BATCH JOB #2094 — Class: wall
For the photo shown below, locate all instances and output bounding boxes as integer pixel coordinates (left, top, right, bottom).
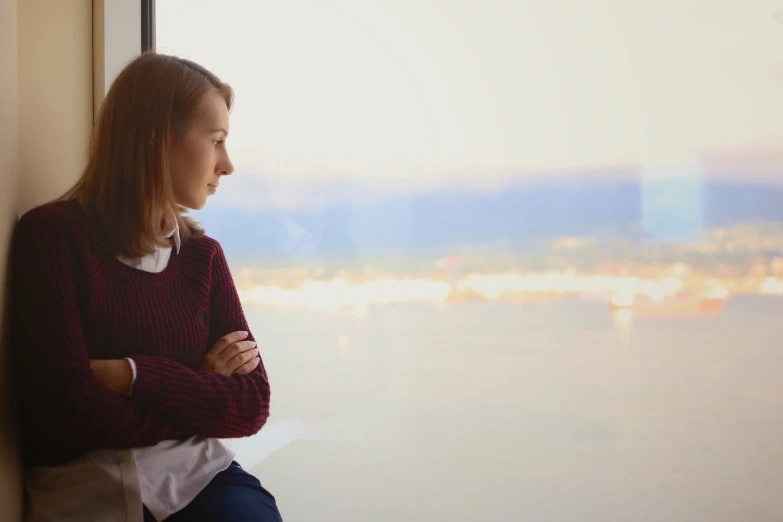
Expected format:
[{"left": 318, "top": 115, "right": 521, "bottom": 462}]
[
  {"left": 1, "top": 0, "right": 93, "bottom": 520},
  {"left": 0, "top": 0, "right": 22, "bottom": 518},
  {"left": 17, "top": 0, "right": 93, "bottom": 214}
]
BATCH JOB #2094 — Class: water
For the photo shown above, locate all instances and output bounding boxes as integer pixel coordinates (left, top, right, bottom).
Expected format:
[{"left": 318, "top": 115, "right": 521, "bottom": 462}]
[{"left": 234, "top": 296, "right": 783, "bottom": 521}]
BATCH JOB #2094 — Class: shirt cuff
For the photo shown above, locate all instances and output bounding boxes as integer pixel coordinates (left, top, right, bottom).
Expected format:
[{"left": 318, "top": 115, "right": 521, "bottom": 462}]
[{"left": 124, "top": 357, "right": 138, "bottom": 396}]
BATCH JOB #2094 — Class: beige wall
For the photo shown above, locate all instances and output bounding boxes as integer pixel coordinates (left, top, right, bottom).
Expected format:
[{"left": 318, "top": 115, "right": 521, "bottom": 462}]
[
  {"left": 1, "top": 0, "right": 93, "bottom": 520},
  {"left": 0, "top": 0, "right": 22, "bottom": 518},
  {"left": 17, "top": 0, "right": 93, "bottom": 214}
]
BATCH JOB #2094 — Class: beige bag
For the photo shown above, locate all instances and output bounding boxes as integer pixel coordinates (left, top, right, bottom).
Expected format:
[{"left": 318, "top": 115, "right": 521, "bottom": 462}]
[{"left": 24, "top": 450, "right": 143, "bottom": 522}]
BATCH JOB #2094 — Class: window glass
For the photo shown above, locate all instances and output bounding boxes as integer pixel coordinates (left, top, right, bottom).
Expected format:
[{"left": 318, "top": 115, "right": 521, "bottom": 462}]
[{"left": 157, "top": 2, "right": 783, "bottom": 520}]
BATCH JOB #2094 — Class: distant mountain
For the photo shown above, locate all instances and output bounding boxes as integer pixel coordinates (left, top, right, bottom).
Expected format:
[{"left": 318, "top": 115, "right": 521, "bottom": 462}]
[{"left": 193, "top": 181, "right": 783, "bottom": 262}]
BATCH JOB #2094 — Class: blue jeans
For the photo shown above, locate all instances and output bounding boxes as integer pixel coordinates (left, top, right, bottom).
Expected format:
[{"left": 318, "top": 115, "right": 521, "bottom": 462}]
[{"left": 143, "top": 462, "right": 283, "bottom": 522}]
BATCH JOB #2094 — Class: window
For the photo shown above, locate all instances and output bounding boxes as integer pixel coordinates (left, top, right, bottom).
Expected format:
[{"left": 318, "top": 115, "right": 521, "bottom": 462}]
[{"left": 156, "top": 2, "right": 783, "bottom": 520}]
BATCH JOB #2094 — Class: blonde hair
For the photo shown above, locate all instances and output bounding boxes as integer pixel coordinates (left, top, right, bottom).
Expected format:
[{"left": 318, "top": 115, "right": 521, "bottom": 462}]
[{"left": 62, "top": 52, "right": 233, "bottom": 258}]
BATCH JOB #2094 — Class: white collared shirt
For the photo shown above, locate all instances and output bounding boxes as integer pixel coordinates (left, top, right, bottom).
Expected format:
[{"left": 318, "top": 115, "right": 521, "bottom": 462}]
[{"left": 24, "top": 211, "right": 235, "bottom": 522}]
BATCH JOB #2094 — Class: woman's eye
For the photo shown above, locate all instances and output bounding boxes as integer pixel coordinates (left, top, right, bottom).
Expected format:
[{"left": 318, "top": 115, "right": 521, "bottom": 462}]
[{"left": 213, "top": 139, "right": 224, "bottom": 146}]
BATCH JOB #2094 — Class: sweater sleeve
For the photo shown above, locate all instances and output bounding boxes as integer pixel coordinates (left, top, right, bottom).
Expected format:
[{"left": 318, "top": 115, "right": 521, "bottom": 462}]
[
  {"left": 130, "top": 241, "right": 271, "bottom": 439},
  {"left": 11, "top": 210, "right": 188, "bottom": 463}
]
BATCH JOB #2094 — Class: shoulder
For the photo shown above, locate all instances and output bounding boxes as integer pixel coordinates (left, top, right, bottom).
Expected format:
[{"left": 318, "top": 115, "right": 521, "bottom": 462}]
[
  {"left": 12, "top": 200, "right": 94, "bottom": 273},
  {"left": 16, "top": 200, "right": 85, "bottom": 241},
  {"left": 178, "top": 234, "right": 235, "bottom": 293},
  {"left": 184, "top": 233, "right": 225, "bottom": 259},
  {"left": 180, "top": 234, "right": 231, "bottom": 275}
]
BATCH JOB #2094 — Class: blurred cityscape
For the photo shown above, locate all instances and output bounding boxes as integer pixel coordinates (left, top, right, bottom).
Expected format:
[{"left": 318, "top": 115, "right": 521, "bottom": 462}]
[{"left": 231, "top": 221, "right": 783, "bottom": 316}]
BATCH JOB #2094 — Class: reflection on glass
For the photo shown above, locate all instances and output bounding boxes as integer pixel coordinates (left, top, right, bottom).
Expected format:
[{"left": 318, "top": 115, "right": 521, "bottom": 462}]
[{"left": 158, "top": 1, "right": 783, "bottom": 520}]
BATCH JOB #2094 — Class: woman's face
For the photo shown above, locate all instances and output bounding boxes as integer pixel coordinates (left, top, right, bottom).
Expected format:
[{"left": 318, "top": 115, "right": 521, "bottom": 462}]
[{"left": 168, "top": 90, "right": 234, "bottom": 210}]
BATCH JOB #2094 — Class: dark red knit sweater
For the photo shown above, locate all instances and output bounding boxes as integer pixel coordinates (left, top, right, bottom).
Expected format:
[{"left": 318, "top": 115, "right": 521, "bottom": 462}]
[{"left": 11, "top": 200, "right": 271, "bottom": 467}]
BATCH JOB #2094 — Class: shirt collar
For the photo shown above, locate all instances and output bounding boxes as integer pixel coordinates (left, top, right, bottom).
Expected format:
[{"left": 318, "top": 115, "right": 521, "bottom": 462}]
[{"left": 162, "top": 208, "right": 181, "bottom": 254}]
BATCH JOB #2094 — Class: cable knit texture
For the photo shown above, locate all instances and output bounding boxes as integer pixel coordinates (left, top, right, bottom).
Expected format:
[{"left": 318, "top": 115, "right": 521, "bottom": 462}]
[{"left": 11, "top": 200, "right": 270, "bottom": 467}]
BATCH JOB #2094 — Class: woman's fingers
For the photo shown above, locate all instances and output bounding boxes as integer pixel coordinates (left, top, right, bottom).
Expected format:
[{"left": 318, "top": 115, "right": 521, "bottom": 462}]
[
  {"left": 227, "top": 347, "right": 259, "bottom": 372},
  {"left": 224, "top": 340, "right": 257, "bottom": 361},
  {"left": 199, "top": 332, "right": 259, "bottom": 376},
  {"left": 233, "top": 354, "right": 261, "bottom": 375},
  {"left": 210, "top": 331, "right": 249, "bottom": 356}
]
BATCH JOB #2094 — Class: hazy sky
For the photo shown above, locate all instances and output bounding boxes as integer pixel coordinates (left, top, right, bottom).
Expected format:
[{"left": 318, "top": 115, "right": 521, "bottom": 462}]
[{"left": 156, "top": 0, "right": 783, "bottom": 201}]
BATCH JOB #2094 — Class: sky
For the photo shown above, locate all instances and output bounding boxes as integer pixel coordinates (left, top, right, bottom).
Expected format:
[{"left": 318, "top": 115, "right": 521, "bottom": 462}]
[{"left": 156, "top": 0, "right": 783, "bottom": 208}]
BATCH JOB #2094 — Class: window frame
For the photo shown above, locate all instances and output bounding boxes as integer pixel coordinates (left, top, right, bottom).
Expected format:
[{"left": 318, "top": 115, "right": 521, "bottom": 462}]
[
  {"left": 92, "top": 0, "right": 151, "bottom": 117},
  {"left": 141, "top": 0, "right": 155, "bottom": 52}
]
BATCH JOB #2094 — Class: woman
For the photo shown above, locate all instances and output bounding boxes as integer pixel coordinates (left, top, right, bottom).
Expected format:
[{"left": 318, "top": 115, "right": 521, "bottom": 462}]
[{"left": 11, "top": 52, "right": 282, "bottom": 521}]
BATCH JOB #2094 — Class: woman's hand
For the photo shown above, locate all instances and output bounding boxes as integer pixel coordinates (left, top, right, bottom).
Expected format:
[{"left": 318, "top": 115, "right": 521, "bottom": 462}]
[
  {"left": 198, "top": 331, "right": 259, "bottom": 376},
  {"left": 90, "top": 359, "right": 134, "bottom": 395}
]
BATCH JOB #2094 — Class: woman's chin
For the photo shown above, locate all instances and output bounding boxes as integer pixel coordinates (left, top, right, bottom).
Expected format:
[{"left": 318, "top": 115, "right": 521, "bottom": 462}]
[{"left": 178, "top": 198, "right": 207, "bottom": 211}]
